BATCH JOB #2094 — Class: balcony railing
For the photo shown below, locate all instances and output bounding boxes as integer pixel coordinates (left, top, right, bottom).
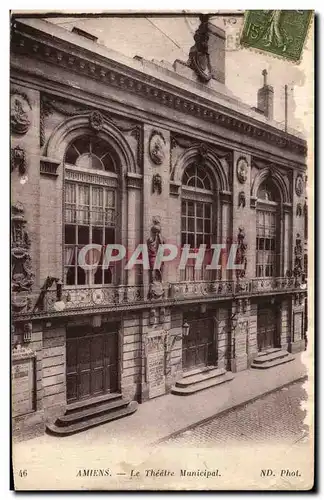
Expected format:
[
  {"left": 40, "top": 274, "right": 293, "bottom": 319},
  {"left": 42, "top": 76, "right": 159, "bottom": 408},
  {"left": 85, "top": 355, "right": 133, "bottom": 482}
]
[
  {"left": 251, "top": 277, "right": 297, "bottom": 293},
  {"left": 12, "top": 276, "right": 306, "bottom": 318}
]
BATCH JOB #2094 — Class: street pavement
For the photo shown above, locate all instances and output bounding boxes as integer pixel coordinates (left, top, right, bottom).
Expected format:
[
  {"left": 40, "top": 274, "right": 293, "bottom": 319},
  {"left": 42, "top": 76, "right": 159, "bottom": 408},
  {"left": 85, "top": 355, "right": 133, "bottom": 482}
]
[{"left": 163, "top": 380, "right": 309, "bottom": 447}]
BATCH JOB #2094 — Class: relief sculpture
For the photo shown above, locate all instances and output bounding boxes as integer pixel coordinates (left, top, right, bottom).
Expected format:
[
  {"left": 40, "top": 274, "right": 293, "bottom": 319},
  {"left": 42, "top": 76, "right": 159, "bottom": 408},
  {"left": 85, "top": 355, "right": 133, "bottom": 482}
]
[{"left": 147, "top": 216, "right": 165, "bottom": 299}]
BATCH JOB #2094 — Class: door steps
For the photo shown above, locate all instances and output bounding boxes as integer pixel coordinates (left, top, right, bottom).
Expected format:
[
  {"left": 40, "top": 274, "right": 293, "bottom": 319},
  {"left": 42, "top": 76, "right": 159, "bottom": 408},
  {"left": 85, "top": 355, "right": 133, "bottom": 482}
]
[
  {"left": 171, "top": 366, "right": 234, "bottom": 396},
  {"left": 46, "top": 393, "right": 137, "bottom": 436},
  {"left": 251, "top": 349, "right": 295, "bottom": 370}
]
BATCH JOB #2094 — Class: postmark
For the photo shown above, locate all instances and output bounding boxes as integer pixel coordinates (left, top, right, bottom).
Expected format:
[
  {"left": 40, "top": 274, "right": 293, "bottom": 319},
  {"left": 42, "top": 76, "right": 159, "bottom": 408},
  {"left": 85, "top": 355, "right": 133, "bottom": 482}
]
[{"left": 240, "top": 10, "right": 313, "bottom": 62}]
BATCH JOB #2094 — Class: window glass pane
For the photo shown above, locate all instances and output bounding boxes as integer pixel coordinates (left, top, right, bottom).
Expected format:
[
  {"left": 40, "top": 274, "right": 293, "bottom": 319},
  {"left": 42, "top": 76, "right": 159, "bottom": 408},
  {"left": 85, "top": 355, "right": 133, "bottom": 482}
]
[
  {"left": 204, "top": 204, "right": 211, "bottom": 218},
  {"left": 187, "top": 233, "right": 194, "bottom": 248},
  {"left": 204, "top": 220, "right": 211, "bottom": 233},
  {"left": 66, "top": 267, "right": 75, "bottom": 286},
  {"left": 77, "top": 266, "right": 86, "bottom": 285},
  {"left": 65, "top": 225, "right": 76, "bottom": 244},
  {"left": 78, "top": 226, "right": 90, "bottom": 245},
  {"left": 197, "top": 218, "right": 203, "bottom": 232},
  {"left": 93, "top": 227, "right": 103, "bottom": 245},
  {"left": 187, "top": 201, "right": 194, "bottom": 216},
  {"left": 196, "top": 203, "right": 203, "bottom": 217},
  {"left": 94, "top": 266, "right": 103, "bottom": 284},
  {"left": 196, "top": 234, "right": 203, "bottom": 248},
  {"left": 104, "top": 268, "right": 113, "bottom": 284},
  {"left": 104, "top": 228, "right": 115, "bottom": 245},
  {"left": 188, "top": 218, "right": 195, "bottom": 232},
  {"left": 181, "top": 217, "right": 186, "bottom": 231}
]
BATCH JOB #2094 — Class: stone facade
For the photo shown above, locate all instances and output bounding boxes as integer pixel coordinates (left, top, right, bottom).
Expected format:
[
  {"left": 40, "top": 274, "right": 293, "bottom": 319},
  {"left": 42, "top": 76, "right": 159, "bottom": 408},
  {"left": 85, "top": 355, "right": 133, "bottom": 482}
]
[{"left": 11, "top": 18, "right": 308, "bottom": 440}]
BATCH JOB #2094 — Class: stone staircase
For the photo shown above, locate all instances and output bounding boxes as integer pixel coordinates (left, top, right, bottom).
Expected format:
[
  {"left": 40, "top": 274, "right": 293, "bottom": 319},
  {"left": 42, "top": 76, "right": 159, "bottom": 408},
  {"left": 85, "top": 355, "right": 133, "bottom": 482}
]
[
  {"left": 251, "top": 348, "right": 295, "bottom": 370},
  {"left": 171, "top": 366, "right": 234, "bottom": 396},
  {"left": 46, "top": 393, "right": 138, "bottom": 436}
]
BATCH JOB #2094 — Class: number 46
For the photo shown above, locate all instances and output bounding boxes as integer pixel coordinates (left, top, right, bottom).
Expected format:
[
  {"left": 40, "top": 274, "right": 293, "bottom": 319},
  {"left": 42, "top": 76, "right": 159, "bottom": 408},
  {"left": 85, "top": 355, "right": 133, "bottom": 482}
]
[{"left": 18, "top": 470, "right": 27, "bottom": 477}]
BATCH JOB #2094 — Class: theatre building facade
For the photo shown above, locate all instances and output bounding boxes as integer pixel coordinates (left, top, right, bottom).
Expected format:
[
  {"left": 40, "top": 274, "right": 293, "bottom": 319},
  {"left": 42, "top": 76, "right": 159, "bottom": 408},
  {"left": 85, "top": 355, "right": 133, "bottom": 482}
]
[{"left": 11, "top": 18, "right": 308, "bottom": 439}]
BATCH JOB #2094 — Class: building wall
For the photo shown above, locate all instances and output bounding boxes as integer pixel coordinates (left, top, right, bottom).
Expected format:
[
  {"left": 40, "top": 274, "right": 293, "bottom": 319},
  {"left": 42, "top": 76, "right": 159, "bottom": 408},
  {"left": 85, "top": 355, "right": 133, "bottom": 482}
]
[{"left": 11, "top": 23, "right": 308, "bottom": 440}]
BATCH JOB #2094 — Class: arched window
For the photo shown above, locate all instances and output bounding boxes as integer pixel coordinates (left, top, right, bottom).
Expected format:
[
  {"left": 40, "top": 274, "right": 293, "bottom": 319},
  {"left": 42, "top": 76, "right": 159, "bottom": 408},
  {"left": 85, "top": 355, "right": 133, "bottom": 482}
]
[
  {"left": 256, "top": 179, "right": 280, "bottom": 278},
  {"left": 64, "top": 134, "right": 119, "bottom": 286},
  {"left": 181, "top": 163, "right": 214, "bottom": 281}
]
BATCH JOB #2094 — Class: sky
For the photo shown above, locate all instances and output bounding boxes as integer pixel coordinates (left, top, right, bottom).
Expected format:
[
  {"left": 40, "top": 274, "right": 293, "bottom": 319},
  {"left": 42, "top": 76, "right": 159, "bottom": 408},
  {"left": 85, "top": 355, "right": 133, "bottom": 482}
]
[{"left": 47, "top": 14, "right": 313, "bottom": 137}]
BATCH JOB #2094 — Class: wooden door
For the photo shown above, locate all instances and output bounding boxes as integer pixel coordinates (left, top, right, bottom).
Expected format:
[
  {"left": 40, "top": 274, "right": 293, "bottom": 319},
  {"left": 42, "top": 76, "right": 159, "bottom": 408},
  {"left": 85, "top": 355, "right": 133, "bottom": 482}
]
[
  {"left": 66, "top": 324, "right": 118, "bottom": 404},
  {"left": 182, "top": 316, "right": 214, "bottom": 371},
  {"left": 257, "top": 307, "right": 276, "bottom": 351}
]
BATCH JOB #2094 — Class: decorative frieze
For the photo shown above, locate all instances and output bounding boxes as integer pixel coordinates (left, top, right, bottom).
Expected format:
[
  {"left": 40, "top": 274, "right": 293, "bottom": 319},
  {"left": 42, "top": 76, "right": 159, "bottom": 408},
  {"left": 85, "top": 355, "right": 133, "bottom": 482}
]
[
  {"left": 65, "top": 167, "right": 118, "bottom": 187},
  {"left": 12, "top": 24, "right": 307, "bottom": 157}
]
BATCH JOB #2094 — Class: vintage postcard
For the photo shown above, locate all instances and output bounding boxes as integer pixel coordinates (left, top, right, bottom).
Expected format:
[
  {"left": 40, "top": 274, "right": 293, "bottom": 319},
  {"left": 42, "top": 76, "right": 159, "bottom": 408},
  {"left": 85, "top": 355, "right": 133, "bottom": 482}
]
[{"left": 10, "top": 10, "right": 314, "bottom": 491}]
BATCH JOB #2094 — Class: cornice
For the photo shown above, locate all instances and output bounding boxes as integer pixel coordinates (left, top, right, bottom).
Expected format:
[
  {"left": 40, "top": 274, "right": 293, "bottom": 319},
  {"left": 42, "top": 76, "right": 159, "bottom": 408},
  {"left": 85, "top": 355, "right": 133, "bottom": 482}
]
[{"left": 11, "top": 21, "right": 307, "bottom": 158}]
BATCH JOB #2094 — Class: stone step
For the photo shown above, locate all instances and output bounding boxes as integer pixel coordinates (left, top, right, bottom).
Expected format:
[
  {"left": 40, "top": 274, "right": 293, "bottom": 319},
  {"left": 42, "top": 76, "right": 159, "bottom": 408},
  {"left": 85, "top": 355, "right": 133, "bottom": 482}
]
[
  {"left": 253, "top": 350, "right": 291, "bottom": 365},
  {"left": 171, "top": 372, "right": 234, "bottom": 396},
  {"left": 182, "top": 365, "right": 217, "bottom": 378},
  {"left": 251, "top": 353, "right": 295, "bottom": 370},
  {"left": 66, "top": 392, "right": 122, "bottom": 414},
  {"left": 257, "top": 348, "right": 282, "bottom": 357},
  {"left": 56, "top": 398, "right": 131, "bottom": 427},
  {"left": 46, "top": 401, "right": 138, "bottom": 436},
  {"left": 176, "top": 367, "right": 227, "bottom": 388}
]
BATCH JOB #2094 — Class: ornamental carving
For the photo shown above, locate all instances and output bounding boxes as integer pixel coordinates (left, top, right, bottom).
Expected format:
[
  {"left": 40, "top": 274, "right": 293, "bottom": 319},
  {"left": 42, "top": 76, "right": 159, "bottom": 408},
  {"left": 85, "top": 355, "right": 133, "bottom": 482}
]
[
  {"left": 293, "top": 233, "right": 303, "bottom": 279},
  {"left": 295, "top": 175, "right": 304, "bottom": 197},
  {"left": 89, "top": 110, "right": 104, "bottom": 132},
  {"left": 11, "top": 203, "right": 34, "bottom": 311},
  {"left": 236, "top": 157, "right": 249, "bottom": 184},
  {"left": 147, "top": 216, "right": 165, "bottom": 299},
  {"left": 238, "top": 191, "right": 246, "bottom": 208},
  {"left": 152, "top": 173, "right": 162, "bottom": 195},
  {"left": 236, "top": 227, "right": 247, "bottom": 279},
  {"left": 149, "top": 131, "right": 166, "bottom": 165},
  {"left": 11, "top": 91, "right": 32, "bottom": 135},
  {"left": 296, "top": 203, "right": 303, "bottom": 217},
  {"left": 188, "top": 15, "right": 212, "bottom": 83},
  {"left": 11, "top": 146, "right": 27, "bottom": 176}
]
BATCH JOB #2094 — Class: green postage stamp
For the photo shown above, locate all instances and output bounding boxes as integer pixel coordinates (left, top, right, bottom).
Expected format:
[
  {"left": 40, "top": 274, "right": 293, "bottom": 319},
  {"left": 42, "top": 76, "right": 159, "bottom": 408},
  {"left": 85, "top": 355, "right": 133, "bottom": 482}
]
[{"left": 240, "top": 10, "right": 313, "bottom": 62}]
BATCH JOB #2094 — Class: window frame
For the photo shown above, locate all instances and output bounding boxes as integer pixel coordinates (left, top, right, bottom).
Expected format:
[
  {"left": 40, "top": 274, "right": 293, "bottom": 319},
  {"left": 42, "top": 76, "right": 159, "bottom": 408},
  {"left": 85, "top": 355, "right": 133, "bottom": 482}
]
[
  {"left": 181, "top": 163, "right": 217, "bottom": 282},
  {"left": 63, "top": 138, "right": 120, "bottom": 289}
]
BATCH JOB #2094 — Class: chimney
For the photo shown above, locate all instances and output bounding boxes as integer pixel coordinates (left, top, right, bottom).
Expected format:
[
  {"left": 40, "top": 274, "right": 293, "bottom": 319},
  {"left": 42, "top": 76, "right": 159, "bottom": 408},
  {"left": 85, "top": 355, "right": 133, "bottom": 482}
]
[
  {"left": 207, "top": 22, "right": 226, "bottom": 84},
  {"left": 257, "top": 69, "right": 274, "bottom": 120},
  {"left": 187, "top": 15, "right": 226, "bottom": 85}
]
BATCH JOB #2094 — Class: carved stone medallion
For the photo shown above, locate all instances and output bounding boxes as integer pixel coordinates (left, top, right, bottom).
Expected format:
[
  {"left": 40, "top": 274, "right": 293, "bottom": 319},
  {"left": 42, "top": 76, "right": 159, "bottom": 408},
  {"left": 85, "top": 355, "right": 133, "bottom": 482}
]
[
  {"left": 236, "top": 157, "right": 249, "bottom": 184},
  {"left": 11, "top": 91, "right": 32, "bottom": 135},
  {"left": 89, "top": 111, "right": 104, "bottom": 132},
  {"left": 295, "top": 175, "right": 304, "bottom": 197},
  {"left": 149, "top": 131, "right": 166, "bottom": 165}
]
